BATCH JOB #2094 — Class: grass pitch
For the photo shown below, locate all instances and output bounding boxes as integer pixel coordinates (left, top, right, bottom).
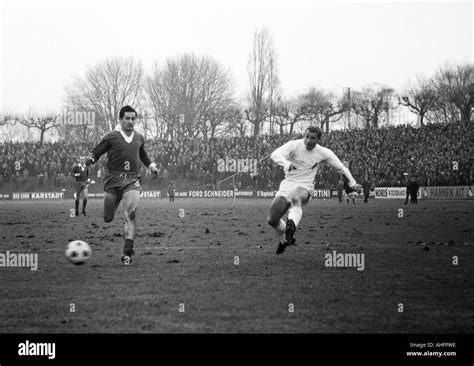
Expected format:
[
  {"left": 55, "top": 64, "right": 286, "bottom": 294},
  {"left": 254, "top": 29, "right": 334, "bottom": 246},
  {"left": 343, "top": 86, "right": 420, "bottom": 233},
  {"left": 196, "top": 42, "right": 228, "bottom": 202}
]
[{"left": 0, "top": 198, "right": 473, "bottom": 333}]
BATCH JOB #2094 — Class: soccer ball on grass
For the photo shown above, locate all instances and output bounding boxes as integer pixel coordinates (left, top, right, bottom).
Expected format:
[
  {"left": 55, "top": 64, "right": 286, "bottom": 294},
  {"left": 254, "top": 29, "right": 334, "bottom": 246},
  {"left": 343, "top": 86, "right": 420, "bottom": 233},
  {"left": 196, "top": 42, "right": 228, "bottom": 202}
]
[{"left": 66, "top": 240, "right": 91, "bottom": 265}]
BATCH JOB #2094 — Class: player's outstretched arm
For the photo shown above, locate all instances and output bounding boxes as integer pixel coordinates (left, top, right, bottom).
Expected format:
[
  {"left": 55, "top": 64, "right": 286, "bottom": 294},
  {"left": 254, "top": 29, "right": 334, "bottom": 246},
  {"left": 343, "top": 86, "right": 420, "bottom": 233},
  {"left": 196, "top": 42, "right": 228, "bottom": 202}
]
[
  {"left": 72, "top": 165, "right": 81, "bottom": 176},
  {"left": 86, "top": 135, "right": 112, "bottom": 166},
  {"left": 139, "top": 142, "right": 159, "bottom": 175},
  {"left": 270, "top": 141, "right": 296, "bottom": 172},
  {"left": 86, "top": 167, "right": 91, "bottom": 185},
  {"left": 325, "top": 149, "right": 360, "bottom": 192}
]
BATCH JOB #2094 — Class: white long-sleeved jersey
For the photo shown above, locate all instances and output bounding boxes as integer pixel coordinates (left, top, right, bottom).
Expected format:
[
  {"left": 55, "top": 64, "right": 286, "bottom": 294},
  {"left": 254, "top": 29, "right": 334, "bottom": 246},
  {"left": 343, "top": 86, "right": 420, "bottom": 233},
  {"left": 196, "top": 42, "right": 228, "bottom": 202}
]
[{"left": 270, "top": 139, "right": 357, "bottom": 189}]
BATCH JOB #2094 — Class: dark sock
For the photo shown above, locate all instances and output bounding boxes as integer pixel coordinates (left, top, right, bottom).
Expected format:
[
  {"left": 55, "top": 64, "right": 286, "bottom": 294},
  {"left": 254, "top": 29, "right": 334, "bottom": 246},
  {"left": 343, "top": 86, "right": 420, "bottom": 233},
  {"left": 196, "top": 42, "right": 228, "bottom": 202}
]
[
  {"left": 124, "top": 239, "right": 134, "bottom": 256},
  {"left": 75, "top": 200, "right": 79, "bottom": 213},
  {"left": 82, "top": 199, "right": 87, "bottom": 211}
]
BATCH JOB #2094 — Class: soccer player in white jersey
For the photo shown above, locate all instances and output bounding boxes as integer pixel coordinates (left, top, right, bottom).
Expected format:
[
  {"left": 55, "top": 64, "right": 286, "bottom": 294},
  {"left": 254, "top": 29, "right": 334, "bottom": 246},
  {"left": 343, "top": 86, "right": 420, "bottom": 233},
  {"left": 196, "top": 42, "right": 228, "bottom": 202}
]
[{"left": 268, "top": 126, "right": 362, "bottom": 254}]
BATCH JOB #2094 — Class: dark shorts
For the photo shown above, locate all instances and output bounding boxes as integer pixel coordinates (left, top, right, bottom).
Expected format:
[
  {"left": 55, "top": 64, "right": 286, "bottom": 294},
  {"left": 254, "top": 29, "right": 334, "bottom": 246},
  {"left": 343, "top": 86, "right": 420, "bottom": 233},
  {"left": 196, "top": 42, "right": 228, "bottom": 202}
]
[
  {"left": 104, "top": 172, "right": 141, "bottom": 201},
  {"left": 75, "top": 181, "right": 88, "bottom": 196}
]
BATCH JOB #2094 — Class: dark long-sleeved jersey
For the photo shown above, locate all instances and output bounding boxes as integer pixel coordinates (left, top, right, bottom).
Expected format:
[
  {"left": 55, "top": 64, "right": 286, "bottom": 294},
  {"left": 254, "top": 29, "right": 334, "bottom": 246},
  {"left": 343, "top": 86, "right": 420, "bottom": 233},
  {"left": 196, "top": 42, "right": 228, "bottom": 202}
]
[
  {"left": 72, "top": 164, "right": 89, "bottom": 182},
  {"left": 362, "top": 181, "right": 372, "bottom": 195},
  {"left": 407, "top": 180, "right": 419, "bottom": 193},
  {"left": 90, "top": 131, "right": 152, "bottom": 174}
]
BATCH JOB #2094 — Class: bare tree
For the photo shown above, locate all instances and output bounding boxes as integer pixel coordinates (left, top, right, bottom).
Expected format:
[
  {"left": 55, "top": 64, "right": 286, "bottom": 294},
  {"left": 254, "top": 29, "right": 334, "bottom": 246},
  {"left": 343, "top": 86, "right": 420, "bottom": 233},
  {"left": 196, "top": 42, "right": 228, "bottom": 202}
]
[
  {"left": 146, "top": 53, "right": 235, "bottom": 141},
  {"left": 267, "top": 49, "right": 280, "bottom": 135},
  {"left": 271, "top": 96, "right": 306, "bottom": 135},
  {"left": 65, "top": 57, "right": 144, "bottom": 138},
  {"left": 196, "top": 58, "right": 235, "bottom": 140},
  {"left": 352, "top": 85, "right": 394, "bottom": 128},
  {"left": 201, "top": 106, "right": 241, "bottom": 139},
  {"left": 146, "top": 59, "right": 181, "bottom": 141},
  {"left": 236, "top": 120, "right": 249, "bottom": 137},
  {"left": 16, "top": 109, "right": 58, "bottom": 144},
  {"left": 133, "top": 94, "right": 154, "bottom": 139},
  {"left": 432, "top": 63, "right": 473, "bottom": 124},
  {"left": 399, "top": 77, "right": 439, "bottom": 126},
  {"left": 271, "top": 97, "right": 292, "bottom": 135},
  {"left": 298, "top": 88, "right": 346, "bottom": 132},
  {"left": 246, "top": 27, "right": 278, "bottom": 136},
  {"left": 0, "top": 113, "right": 20, "bottom": 141},
  {"left": 215, "top": 105, "right": 245, "bottom": 137},
  {"left": 0, "top": 112, "right": 17, "bottom": 127}
]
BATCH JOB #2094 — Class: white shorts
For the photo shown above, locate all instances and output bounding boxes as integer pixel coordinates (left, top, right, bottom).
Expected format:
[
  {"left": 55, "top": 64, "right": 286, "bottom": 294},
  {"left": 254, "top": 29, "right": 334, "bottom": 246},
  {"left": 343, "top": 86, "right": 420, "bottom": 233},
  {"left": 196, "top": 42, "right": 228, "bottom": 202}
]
[{"left": 275, "top": 179, "right": 313, "bottom": 204}]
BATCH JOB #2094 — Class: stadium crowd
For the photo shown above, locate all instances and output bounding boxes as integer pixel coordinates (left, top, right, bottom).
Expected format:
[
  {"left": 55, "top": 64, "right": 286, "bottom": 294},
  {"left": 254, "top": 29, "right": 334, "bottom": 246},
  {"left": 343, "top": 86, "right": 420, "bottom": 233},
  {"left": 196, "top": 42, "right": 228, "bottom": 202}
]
[{"left": 0, "top": 122, "right": 471, "bottom": 191}]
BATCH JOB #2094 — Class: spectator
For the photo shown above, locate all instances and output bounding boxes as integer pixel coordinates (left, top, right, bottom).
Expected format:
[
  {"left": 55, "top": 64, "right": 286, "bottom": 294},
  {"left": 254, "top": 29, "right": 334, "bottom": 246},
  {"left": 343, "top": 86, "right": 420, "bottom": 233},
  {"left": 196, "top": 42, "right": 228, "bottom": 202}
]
[{"left": 0, "top": 121, "right": 471, "bottom": 191}]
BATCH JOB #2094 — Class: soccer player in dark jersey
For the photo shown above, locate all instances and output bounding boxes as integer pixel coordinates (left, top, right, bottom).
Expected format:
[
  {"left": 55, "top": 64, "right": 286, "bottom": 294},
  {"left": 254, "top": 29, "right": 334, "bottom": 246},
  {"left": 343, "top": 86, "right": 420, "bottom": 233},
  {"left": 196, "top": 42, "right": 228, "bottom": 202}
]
[
  {"left": 344, "top": 179, "right": 356, "bottom": 204},
  {"left": 403, "top": 173, "right": 410, "bottom": 204},
  {"left": 72, "top": 156, "right": 89, "bottom": 216},
  {"left": 85, "top": 106, "right": 159, "bottom": 265},
  {"left": 337, "top": 179, "right": 344, "bottom": 203},
  {"left": 409, "top": 177, "right": 419, "bottom": 204},
  {"left": 168, "top": 181, "right": 175, "bottom": 202},
  {"left": 361, "top": 176, "right": 372, "bottom": 204}
]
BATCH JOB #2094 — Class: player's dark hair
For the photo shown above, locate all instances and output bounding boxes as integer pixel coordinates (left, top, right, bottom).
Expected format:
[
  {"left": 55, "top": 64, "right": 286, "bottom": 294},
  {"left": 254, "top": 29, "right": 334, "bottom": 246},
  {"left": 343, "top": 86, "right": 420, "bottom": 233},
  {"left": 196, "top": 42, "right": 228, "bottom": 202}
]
[
  {"left": 306, "top": 126, "right": 322, "bottom": 139},
  {"left": 119, "top": 106, "right": 137, "bottom": 119}
]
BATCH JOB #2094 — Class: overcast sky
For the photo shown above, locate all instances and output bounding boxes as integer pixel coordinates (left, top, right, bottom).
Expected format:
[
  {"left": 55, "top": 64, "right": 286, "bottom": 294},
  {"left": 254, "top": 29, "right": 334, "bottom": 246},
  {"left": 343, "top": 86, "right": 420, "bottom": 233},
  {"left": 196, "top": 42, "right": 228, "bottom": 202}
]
[{"left": 0, "top": 0, "right": 472, "bottom": 114}]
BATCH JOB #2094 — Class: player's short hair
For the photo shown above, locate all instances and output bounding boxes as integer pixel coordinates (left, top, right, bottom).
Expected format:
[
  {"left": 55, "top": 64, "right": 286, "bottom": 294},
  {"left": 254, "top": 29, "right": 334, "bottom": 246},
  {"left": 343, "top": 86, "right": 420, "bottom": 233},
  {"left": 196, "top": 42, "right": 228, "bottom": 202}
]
[
  {"left": 119, "top": 106, "right": 137, "bottom": 119},
  {"left": 305, "top": 126, "right": 322, "bottom": 139}
]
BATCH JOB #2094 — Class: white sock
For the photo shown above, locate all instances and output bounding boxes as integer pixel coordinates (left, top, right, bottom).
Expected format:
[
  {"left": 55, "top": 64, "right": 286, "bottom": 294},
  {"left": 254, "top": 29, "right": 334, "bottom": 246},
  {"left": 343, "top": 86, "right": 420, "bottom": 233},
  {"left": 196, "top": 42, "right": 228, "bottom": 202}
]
[
  {"left": 275, "top": 219, "right": 286, "bottom": 243},
  {"left": 288, "top": 206, "right": 303, "bottom": 227}
]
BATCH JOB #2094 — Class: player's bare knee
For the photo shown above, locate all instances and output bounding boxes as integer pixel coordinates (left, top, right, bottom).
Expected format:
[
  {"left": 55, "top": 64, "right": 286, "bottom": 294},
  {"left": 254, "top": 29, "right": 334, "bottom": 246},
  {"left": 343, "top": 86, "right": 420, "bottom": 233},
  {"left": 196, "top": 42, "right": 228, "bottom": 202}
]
[
  {"left": 290, "top": 196, "right": 301, "bottom": 206},
  {"left": 124, "top": 206, "right": 137, "bottom": 221},
  {"left": 128, "top": 208, "right": 137, "bottom": 221}
]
